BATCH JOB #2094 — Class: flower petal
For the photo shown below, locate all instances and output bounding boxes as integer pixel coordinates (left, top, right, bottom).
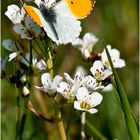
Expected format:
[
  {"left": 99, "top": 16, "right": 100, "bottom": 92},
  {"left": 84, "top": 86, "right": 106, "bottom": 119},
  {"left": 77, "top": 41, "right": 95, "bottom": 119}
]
[
  {"left": 102, "top": 84, "right": 113, "bottom": 92},
  {"left": 75, "top": 66, "right": 87, "bottom": 76},
  {"left": 111, "top": 49, "right": 120, "bottom": 59},
  {"left": 57, "top": 82, "right": 70, "bottom": 94},
  {"left": 8, "top": 52, "right": 19, "bottom": 61},
  {"left": 36, "top": 59, "right": 47, "bottom": 70},
  {"left": 87, "top": 108, "right": 98, "bottom": 114},
  {"left": 74, "top": 101, "right": 83, "bottom": 111},
  {"left": 35, "top": 86, "right": 48, "bottom": 92},
  {"left": 53, "top": 75, "right": 63, "bottom": 86},
  {"left": 113, "top": 59, "right": 126, "bottom": 68},
  {"left": 13, "top": 23, "right": 30, "bottom": 39},
  {"left": 64, "top": 73, "right": 74, "bottom": 85},
  {"left": 83, "top": 75, "right": 100, "bottom": 91},
  {"left": 90, "top": 60, "right": 104, "bottom": 76},
  {"left": 23, "top": 86, "right": 30, "bottom": 96},
  {"left": 2, "top": 39, "right": 17, "bottom": 52},
  {"left": 24, "top": 16, "right": 41, "bottom": 37},
  {"left": 72, "top": 38, "right": 83, "bottom": 48},
  {"left": 83, "top": 32, "right": 98, "bottom": 49},
  {"left": 82, "top": 49, "right": 91, "bottom": 59},
  {"left": 74, "top": 71, "right": 84, "bottom": 83},
  {"left": 88, "top": 92, "right": 103, "bottom": 107},
  {"left": 102, "top": 69, "right": 112, "bottom": 80},
  {"left": 41, "top": 73, "right": 52, "bottom": 86},
  {"left": 34, "top": 0, "right": 41, "bottom": 7},
  {"left": 76, "top": 87, "right": 89, "bottom": 102},
  {"left": 5, "top": 4, "right": 22, "bottom": 24}
]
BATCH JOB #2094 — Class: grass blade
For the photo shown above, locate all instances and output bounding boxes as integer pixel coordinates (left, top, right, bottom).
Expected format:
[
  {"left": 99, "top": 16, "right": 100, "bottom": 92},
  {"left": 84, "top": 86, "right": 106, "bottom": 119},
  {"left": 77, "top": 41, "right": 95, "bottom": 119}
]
[{"left": 104, "top": 44, "right": 139, "bottom": 140}]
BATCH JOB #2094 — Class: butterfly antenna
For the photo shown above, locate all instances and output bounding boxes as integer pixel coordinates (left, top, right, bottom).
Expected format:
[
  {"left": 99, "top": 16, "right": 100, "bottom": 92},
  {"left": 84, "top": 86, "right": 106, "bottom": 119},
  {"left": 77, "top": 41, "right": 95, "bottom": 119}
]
[{"left": 19, "top": 0, "right": 24, "bottom": 7}]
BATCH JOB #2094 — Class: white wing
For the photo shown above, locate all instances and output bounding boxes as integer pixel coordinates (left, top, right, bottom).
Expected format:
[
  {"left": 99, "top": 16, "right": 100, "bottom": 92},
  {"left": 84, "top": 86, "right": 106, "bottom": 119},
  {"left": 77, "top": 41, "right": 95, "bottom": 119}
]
[
  {"left": 31, "top": 2, "right": 82, "bottom": 45},
  {"left": 52, "top": 1, "right": 82, "bottom": 44},
  {"left": 31, "top": 7, "right": 59, "bottom": 43}
]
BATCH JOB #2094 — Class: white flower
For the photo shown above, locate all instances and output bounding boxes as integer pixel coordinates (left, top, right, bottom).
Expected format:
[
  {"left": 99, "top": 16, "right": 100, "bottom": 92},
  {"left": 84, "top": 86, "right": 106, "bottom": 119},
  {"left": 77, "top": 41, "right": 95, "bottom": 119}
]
[
  {"left": 64, "top": 71, "right": 84, "bottom": 86},
  {"left": 23, "top": 86, "right": 30, "bottom": 96},
  {"left": 13, "top": 15, "right": 41, "bottom": 39},
  {"left": 21, "top": 53, "right": 34, "bottom": 66},
  {"left": 5, "top": 4, "right": 40, "bottom": 39},
  {"left": 83, "top": 75, "right": 104, "bottom": 91},
  {"left": 57, "top": 82, "right": 80, "bottom": 99},
  {"left": 20, "top": 75, "right": 27, "bottom": 84},
  {"left": 74, "top": 87, "right": 103, "bottom": 114},
  {"left": 9, "top": 52, "right": 20, "bottom": 61},
  {"left": 35, "top": 73, "right": 63, "bottom": 94},
  {"left": 101, "top": 45, "right": 126, "bottom": 69},
  {"left": 90, "top": 60, "right": 112, "bottom": 81},
  {"left": 5, "top": 4, "right": 23, "bottom": 24},
  {"left": 72, "top": 33, "right": 98, "bottom": 59},
  {"left": 102, "top": 84, "right": 113, "bottom": 92},
  {"left": 2, "top": 39, "right": 17, "bottom": 51},
  {"left": 21, "top": 53, "right": 46, "bottom": 71},
  {"left": 2, "top": 39, "right": 21, "bottom": 61},
  {"left": 34, "top": 59, "right": 47, "bottom": 71},
  {"left": 75, "top": 66, "right": 87, "bottom": 77}
]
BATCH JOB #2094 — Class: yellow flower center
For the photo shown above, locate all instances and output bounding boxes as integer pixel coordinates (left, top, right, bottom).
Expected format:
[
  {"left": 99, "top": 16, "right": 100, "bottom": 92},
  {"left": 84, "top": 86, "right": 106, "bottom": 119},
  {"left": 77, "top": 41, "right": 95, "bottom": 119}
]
[
  {"left": 80, "top": 101, "right": 91, "bottom": 110},
  {"left": 95, "top": 69, "right": 104, "bottom": 78}
]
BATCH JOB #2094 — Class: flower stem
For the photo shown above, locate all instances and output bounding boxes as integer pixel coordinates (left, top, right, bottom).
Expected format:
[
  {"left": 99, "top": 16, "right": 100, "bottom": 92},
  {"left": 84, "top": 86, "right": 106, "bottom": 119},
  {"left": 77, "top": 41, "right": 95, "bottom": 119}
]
[
  {"left": 15, "top": 90, "right": 20, "bottom": 140},
  {"left": 56, "top": 116, "right": 67, "bottom": 140},
  {"left": 53, "top": 99, "right": 67, "bottom": 140},
  {"left": 17, "top": 40, "right": 33, "bottom": 139},
  {"left": 81, "top": 112, "right": 86, "bottom": 140},
  {"left": 45, "top": 40, "right": 66, "bottom": 140}
]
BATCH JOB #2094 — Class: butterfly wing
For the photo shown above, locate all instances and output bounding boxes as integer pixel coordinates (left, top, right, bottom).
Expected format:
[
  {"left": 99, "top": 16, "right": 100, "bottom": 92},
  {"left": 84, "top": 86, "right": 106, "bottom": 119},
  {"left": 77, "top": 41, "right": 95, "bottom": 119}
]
[
  {"left": 65, "top": 0, "right": 94, "bottom": 19},
  {"left": 52, "top": 1, "right": 82, "bottom": 44},
  {"left": 24, "top": 2, "right": 82, "bottom": 45}
]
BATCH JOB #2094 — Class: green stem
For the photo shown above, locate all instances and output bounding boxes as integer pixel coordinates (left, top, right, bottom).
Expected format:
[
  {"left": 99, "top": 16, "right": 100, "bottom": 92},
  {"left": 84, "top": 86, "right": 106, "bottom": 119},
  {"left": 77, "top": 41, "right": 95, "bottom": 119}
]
[
  {"left": 18, "top": 102, "right": 28, "bottom": 140},
  {"left": 52, "top": 99, "right": 67, "bottom": 140},
  {"left": 14, "top": 57, "right": 21, "bottom": 140},
  {"left": 15, "top": 93, "right": 20, "bottom": 140},
  {"left": 33, "top": 39, "right": 46, "bottom": 58},
  {"left": 45, "top": 41, "right": 66, "bottom": 140},
  {"left": 86, "top": 120, "right": 108, "bottom": 140},
  {"left": 81, "top": 112, "right": 86, "bottom": 140},
  {"left": 66, "top": 107, "right": 73, "bottom": 140},
  {"left": 17, "top": 40, "right": 33, "bottom": 139}
]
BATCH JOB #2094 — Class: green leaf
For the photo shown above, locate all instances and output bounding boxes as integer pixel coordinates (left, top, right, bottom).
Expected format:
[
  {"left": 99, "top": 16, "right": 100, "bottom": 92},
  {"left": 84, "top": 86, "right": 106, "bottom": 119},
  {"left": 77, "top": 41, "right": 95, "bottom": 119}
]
[{"left": 104, "top": 44, "right": 139, "bottom": 140}]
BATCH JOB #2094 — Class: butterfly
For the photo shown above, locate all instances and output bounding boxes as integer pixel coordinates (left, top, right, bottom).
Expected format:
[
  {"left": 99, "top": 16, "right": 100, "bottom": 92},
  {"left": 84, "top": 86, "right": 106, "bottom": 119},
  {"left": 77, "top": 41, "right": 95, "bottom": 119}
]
[{"left": 23, "top": 0, "right": 94, "bottom": 44}]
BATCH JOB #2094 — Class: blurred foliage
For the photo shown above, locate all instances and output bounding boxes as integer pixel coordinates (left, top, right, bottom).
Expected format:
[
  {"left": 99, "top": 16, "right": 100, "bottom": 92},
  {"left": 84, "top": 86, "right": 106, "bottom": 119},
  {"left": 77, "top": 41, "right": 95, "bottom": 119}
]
[{"left": 1, "top": 0, "right": 138, "bottom": 140}]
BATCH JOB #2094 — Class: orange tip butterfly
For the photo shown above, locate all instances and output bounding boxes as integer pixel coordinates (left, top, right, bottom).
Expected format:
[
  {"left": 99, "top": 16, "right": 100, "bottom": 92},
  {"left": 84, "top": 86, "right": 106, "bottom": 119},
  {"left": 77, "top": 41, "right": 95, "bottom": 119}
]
[{"left": 23, "top": 0, "right": 95, "bottom": 44}]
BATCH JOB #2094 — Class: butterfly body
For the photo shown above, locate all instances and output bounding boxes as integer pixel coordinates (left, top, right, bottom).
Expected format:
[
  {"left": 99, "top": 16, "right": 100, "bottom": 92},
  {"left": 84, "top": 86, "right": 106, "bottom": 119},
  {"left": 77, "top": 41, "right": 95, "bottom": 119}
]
[{"left": 39, "top": 2, "right": 59, "bottom": 40}]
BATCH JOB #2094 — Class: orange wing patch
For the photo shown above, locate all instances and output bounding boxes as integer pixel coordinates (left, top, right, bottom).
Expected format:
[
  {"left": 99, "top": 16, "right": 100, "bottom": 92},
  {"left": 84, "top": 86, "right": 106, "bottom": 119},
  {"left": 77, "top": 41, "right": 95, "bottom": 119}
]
[
  {"left": 23, "top": 5, "right": 43, "bottom": 27},
  {"left": 65, "top": 0, "right": 94, "bottom": 19}
]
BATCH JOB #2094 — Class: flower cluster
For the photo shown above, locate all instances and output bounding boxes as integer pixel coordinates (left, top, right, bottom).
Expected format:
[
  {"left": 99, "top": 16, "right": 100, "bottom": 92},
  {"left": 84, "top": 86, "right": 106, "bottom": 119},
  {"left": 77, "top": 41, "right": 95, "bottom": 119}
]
[
  {"left": 34, "top": 33, "right": 126, "bottom": 114},
  {"left": 2, "top": 2, "right": 126, "bottom": 116},
  {"left": 5, "top": 4, "right": 41, "bottom": 39}
]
